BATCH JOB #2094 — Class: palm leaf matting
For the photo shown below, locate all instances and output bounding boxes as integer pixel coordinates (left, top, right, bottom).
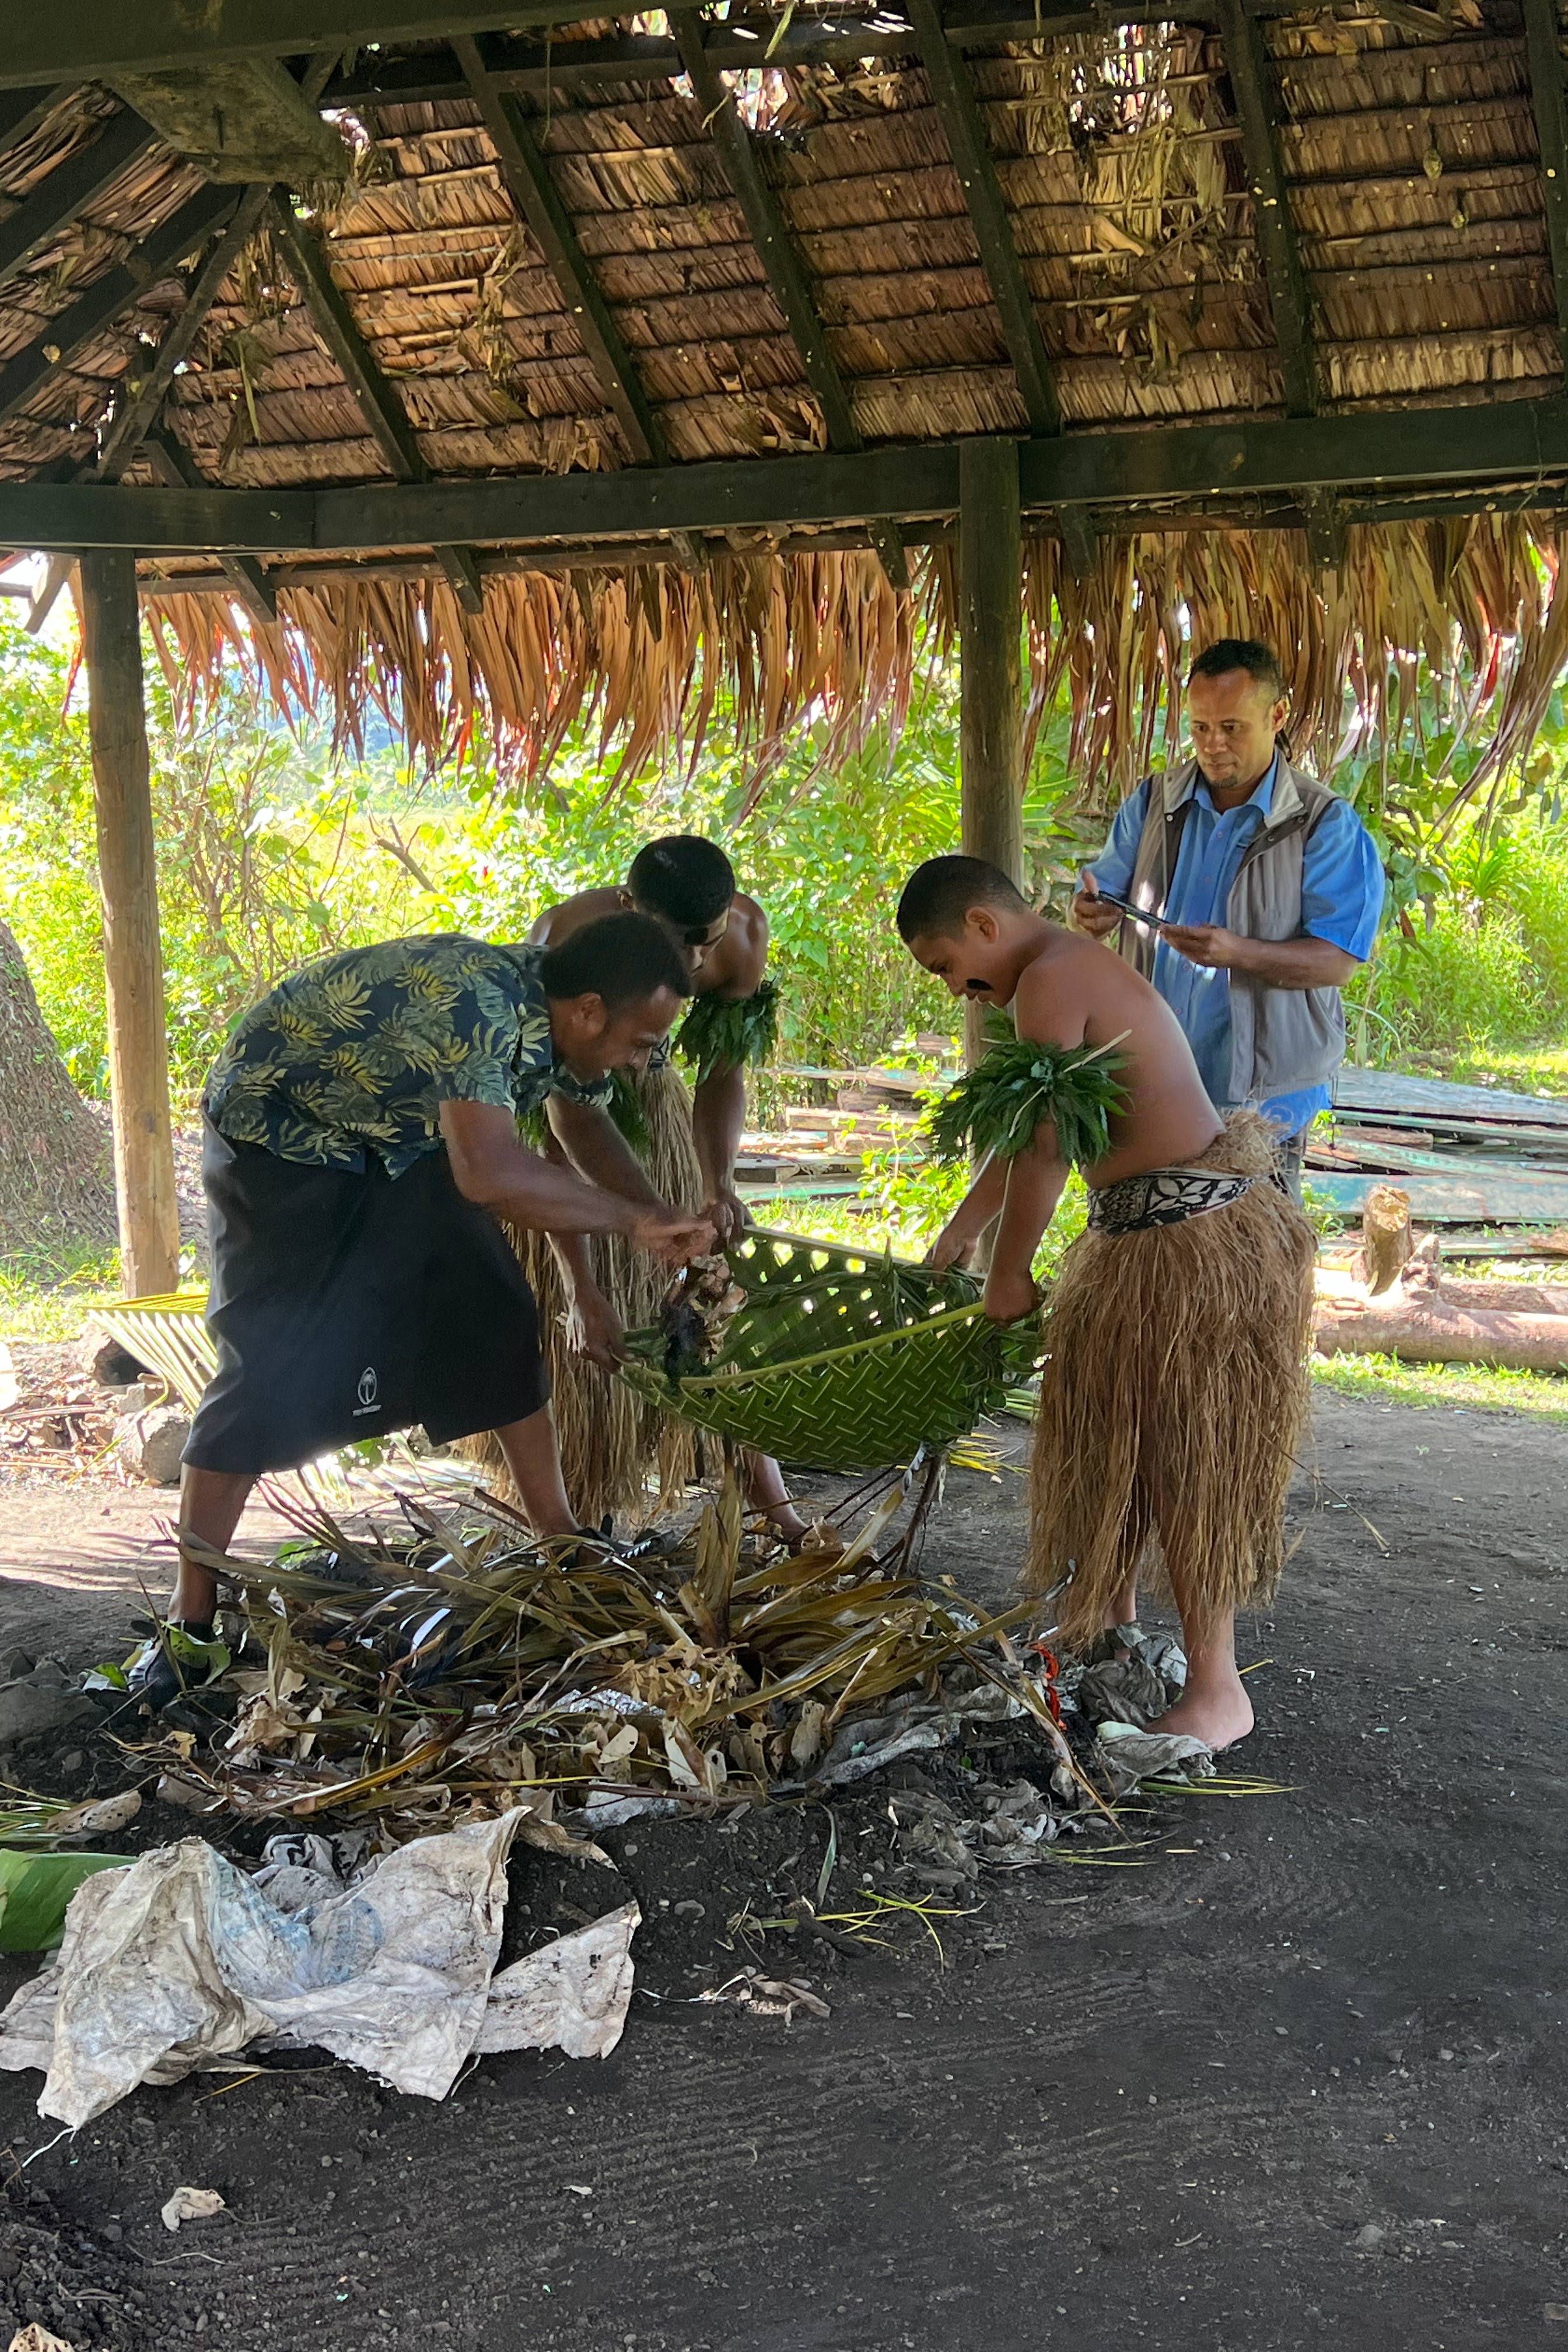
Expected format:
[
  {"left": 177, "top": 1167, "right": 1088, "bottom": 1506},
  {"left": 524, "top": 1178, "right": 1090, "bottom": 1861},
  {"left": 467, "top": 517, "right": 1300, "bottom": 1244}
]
[{"left": 620, "top": 1229, "right": 1041, "bottom": 1474}]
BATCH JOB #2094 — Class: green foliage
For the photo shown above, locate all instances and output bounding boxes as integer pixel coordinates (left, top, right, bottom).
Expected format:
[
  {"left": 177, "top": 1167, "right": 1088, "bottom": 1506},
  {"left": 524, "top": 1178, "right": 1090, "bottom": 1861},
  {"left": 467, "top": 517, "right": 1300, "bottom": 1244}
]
[
  {"left": 0, "top": 619, "right": 430, "bottom": 1102},
  {"left": 928, "top": 1037, "right": 1129, "bottom": 1167}
]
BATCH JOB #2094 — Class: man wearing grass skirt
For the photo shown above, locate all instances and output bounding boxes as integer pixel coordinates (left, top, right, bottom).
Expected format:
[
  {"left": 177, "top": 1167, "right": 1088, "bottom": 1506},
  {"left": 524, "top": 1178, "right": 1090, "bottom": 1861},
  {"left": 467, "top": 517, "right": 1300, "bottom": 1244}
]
[
  {"left": 131, "top": 915, "right": 713, "bottom": 1709},
  {"left": 897, "top": 856, "right": 1317, "bottom": 1753},
  {"left": 480, "top": 835, "right": 804, "bottom": 1541}
]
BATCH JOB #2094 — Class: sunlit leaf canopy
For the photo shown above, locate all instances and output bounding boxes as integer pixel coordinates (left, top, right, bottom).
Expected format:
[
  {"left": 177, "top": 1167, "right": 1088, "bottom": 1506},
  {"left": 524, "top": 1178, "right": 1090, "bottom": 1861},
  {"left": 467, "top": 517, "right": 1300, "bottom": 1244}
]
[{"left": 1, "top": 0, "right": 1566, "bottom": 803}]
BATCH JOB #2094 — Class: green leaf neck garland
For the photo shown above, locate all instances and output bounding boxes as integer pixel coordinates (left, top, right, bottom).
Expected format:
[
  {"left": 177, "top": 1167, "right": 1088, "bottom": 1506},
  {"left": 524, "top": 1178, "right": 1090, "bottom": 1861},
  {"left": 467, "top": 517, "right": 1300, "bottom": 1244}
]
[
  {"left": 928, "top": 1033, "right": 1131, "bottom": 1169},
  {"left": 674, "top": 978, "right": 780, "bottom": 1083}
]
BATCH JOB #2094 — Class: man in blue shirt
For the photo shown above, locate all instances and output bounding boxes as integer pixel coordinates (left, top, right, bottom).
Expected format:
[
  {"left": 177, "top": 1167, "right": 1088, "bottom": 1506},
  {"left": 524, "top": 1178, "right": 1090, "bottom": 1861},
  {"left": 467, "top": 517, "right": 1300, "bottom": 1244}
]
[{"left": 1073, "top": 638, "right": 1384, "bottom": 1189}]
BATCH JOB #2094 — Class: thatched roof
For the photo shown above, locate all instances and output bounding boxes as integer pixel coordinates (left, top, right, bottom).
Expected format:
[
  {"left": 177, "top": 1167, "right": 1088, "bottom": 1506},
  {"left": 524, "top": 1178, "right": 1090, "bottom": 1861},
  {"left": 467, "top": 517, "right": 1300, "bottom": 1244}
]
[{"left": 2, "top": 4, "right": 1567, "bottom": 789}]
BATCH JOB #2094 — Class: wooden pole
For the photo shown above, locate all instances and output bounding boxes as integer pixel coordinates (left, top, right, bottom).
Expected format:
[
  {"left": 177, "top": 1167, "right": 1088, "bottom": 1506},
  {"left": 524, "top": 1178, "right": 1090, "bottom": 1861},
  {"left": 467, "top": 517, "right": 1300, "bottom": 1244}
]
[
  {"left": 958, "top": 435, "right": 1024, "bottom": 1065},
  {"left": 79, "top": 550, "right": 180, "bottom": 1297}
]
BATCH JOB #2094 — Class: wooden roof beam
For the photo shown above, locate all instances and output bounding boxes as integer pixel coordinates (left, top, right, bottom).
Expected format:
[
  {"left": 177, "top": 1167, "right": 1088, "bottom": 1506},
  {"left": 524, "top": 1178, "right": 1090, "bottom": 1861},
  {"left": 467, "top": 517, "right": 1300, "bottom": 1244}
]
[
  {"left": 1523, "top": 0, "right": 1568, "bottom": 377},
  {"left": 0, "top": 183, "right": 237, "bottom": 431},
  {"left": 0, "top": 0, "right": 1335, "bottom": 88},
  {"left": 451, "top": 35, "right": 664, "bottom": 467},
  {"left": 1218, "top": 0, "right": 1315, "bottom": 418},
  {"left": 0, "top": 106, "right": 159, "bottom": 293},
  {"left": 10, "top": 400, "right": 1568, "bottom": 552},
  {"left": 907, "top": 0, "right": 1059, "bottom": 438}
]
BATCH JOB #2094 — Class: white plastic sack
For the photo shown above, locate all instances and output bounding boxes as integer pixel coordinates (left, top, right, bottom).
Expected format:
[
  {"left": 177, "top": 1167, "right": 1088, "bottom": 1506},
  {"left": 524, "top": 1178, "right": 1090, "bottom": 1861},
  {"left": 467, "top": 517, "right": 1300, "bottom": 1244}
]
[{"left": 0, "top": 1815, "right": 639, "bottom": 2126}]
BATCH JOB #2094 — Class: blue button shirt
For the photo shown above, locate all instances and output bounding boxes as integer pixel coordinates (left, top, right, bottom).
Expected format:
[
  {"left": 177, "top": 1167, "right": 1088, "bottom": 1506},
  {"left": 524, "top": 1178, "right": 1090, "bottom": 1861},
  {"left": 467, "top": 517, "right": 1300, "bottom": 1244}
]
[{"left": 1087, "top": 759, "right": 1385, "bottom": 1136}]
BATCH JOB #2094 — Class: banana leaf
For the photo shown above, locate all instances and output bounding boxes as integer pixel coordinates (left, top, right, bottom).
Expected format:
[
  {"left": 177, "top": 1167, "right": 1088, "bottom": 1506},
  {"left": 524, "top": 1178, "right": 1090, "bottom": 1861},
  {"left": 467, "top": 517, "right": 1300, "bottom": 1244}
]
[{"left": 0, "top": 1849, "right": 126, "bottom": 1952}]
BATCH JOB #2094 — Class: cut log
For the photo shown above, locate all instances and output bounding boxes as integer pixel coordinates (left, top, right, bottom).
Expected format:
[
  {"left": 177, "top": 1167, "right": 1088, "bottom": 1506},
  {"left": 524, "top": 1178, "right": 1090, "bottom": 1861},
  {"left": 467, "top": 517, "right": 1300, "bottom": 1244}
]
[
  {"left": 1407, "top": 1270, "right": 1568, "bottom": 1316},
  {"left": 1353, "top": 1183, "right": 1412, "bottom": 1296},
  {"left": 1314, "top": 1292, "right": 1568, "bottom": 1373}
]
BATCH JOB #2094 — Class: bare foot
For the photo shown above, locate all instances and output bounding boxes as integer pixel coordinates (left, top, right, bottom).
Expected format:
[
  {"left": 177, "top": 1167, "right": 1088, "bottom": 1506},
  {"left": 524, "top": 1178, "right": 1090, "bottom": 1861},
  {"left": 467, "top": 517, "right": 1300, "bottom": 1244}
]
[
  {"left": 761, "top": 1502, "right": 811, "bottom": 1552},
  {"left": 1148, "top": 1679, "right": 1254, "bottom": 1752}
]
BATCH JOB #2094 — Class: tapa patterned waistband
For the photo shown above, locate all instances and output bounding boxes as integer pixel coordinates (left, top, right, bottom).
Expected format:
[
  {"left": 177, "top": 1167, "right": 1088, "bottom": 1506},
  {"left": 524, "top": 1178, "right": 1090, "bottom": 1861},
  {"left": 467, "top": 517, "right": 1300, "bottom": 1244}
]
[{"left": 1087, "top": 1164, "right": 1267, "bottom": 1236}]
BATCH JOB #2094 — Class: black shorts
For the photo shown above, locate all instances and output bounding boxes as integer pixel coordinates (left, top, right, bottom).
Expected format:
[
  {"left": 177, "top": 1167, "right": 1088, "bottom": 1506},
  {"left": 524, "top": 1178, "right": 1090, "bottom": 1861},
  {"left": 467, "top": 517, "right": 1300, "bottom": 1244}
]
[{"left": 184, "top": 1121, "right": 550, "bottom": 1476}]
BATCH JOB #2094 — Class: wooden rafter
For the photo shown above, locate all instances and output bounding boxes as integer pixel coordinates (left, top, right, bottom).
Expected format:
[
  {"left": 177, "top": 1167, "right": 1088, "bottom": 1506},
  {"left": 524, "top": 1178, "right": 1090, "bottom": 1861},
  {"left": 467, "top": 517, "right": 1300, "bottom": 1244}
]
[
  {"left": 907, "top": 0, "right": 1059, "bottom": 438},
  {"left": 268, "top": 191, "right": 424, "bottom": 482},
  {"left": 1522, "top": 0, "right": 1568, "bottom": 378},
  {"left": 0, "top": 106, "right": 158, "bottom": 293},
  {"left": 0, "top": 183, "right": 236, "bottom": 431},
  {"left": 452, "top": 34, "right": 664, "bottom": 466},
  {"left": 13, "top": 398, "right": 1568, "bottom": 554},
  {"left": 96, "top": 187, "right": 271, "bottom": 480},
  {"left": 143, "top": 429, "right": 278, "bottom": 629},
  {"left": 669, "top": 9, "right": 855, "bottom": 449},
  {"left": 667, "top": 8, "right": 907, "bottom": 586},
  {"left": 268, "top": 190, "right": 485, "bottom": 610},
  {"left": 1217, "top": 0, "right": 1315, "bottom": 419},
  {"left": 0, "top": 89, "right": 75, "bottom": 152}
]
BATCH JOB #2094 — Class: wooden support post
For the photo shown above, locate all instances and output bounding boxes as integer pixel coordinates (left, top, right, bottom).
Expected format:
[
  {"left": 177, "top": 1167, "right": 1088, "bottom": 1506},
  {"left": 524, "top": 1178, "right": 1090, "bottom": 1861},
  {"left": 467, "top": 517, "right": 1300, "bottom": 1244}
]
[
  {"left": 958, "top": 436, "right": 1023, "bottom": 1064},
  {"left": 78, "top": 550, "right": 180, "bottom": 1297}
]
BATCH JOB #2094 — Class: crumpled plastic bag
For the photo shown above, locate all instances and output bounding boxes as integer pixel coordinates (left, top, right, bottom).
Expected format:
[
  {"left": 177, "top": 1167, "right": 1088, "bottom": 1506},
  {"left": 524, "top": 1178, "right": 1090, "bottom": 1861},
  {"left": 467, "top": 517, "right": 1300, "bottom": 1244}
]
[
  {"left": 0, "top": 1814, "right": 640, "bottom": 2126},
  {"left": 1095, "top": 1718, "right": 1214, "bottom": 1786}
]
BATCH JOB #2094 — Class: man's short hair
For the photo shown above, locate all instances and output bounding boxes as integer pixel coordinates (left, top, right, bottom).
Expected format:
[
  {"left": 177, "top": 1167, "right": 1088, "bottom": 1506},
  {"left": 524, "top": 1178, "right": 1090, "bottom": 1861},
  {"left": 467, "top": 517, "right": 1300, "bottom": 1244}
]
[
  {"left": 896, "top": 856, "right": 1030, "bottom": 943},
  {"left": 628, "top": 835, "right": 736, "bottom": 930},
  {"left": 540, "top": 912, "right": 691, "bottom": 1011},
  {"left": 1188, "top": 638, "right": 1287, "bottom": 701}
]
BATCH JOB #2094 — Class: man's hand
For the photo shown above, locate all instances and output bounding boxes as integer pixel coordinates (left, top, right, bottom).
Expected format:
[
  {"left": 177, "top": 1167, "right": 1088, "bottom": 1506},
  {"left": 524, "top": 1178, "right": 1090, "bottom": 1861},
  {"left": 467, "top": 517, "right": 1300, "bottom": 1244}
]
[
  {"left": 983, "top": 1266, "right": 1038, "bottom": 1323},
  {"left": 631, "top": 1209, "right": 716, "bottom": 1266},
  {"left": 568, "top": 1283, "right": 626, "bottom": 1370},
  {"left": 702, "top": 1184, "right": 748, "bottom": 1249},
  {"left": 1161, "top": 922, "right": 1248, "bottom": 970},
  {"left": 928, "top": 1212, "right": 981, "bottom": 1272},
  {"left": 1072, "top": 870, "right": 1122, "bottom": 941}
]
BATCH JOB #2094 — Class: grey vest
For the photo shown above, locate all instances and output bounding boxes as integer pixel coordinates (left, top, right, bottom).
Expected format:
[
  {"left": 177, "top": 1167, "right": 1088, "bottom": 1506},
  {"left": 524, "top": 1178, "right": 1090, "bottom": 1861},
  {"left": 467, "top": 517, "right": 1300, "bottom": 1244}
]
[{"left": 1123, "top": 753, "right": 1346, "bottom": 1110}]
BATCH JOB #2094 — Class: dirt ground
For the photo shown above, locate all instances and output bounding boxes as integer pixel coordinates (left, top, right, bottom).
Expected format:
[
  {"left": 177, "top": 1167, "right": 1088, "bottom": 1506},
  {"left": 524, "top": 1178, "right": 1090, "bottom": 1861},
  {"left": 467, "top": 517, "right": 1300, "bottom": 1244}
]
[{"left": 0, "top": 1388, "right": 1564, "bottom": 2352}]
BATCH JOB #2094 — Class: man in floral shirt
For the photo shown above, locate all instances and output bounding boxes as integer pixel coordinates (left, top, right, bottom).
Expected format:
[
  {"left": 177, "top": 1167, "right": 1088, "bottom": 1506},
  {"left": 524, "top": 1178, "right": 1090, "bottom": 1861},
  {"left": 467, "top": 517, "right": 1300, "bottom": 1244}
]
[{"left": 133, "top": 915, "right": 712, "bottom": 1707}]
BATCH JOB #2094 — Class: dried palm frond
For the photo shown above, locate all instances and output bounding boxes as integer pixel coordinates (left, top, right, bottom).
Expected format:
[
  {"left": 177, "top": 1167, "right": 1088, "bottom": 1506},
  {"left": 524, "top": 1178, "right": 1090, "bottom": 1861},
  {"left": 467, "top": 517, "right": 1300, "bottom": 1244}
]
[{"left": 173, "top": 1471, "right": 1068, "bottom": 1835}]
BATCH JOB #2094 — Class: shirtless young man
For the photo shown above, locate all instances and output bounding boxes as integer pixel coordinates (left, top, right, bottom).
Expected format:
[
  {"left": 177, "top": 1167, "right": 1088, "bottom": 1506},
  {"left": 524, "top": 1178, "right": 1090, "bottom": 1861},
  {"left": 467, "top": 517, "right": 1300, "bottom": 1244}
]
[
  {"left": 528, "top": 836, "right": 804, "bottom": 1543},
  {"left": 897, "top": 855, "right": 1317, "bottom": 1750}
]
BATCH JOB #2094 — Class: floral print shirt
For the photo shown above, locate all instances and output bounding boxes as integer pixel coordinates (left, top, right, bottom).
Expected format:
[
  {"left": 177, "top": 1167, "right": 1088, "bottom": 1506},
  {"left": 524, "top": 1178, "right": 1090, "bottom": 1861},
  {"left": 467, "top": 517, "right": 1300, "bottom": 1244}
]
[{"left": 202, "top": 934, "right": 614, "bottom": 1176}]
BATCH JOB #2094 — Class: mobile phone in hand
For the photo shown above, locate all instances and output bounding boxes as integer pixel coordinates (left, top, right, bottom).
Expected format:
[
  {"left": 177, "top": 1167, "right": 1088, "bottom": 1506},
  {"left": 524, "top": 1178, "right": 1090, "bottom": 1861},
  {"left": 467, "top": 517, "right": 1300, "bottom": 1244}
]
[{"left": 1082, "top": 886, "right": 1180, "bottom": 935}]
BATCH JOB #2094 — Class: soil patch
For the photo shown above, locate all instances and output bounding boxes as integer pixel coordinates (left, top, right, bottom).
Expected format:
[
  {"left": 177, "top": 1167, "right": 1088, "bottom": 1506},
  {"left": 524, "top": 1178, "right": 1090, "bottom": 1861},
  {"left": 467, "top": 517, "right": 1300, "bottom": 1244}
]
[{"left": 0, "top": 1392, "right": 1562, "bottom": 2351}]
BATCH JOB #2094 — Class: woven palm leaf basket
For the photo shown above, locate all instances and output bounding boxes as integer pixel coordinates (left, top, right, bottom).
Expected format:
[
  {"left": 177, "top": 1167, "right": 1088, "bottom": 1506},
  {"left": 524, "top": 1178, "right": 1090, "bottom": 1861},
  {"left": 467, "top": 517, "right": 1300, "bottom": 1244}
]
[{"left": 618, "top": 1228, "right": 1042, "bottom": 1475}]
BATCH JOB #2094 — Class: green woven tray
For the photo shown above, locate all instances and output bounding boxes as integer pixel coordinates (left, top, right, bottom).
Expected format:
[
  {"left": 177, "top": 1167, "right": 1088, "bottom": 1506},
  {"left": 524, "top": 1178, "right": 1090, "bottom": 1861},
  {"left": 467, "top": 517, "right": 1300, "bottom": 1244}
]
[{"left": 618, "top": 1228, "right": 1042, "bottom": 1474}]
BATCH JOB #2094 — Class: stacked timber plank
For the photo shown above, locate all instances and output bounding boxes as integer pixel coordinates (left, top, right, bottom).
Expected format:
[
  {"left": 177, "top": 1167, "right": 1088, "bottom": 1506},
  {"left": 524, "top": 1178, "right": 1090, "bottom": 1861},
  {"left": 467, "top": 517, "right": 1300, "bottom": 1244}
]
[{"left": 1308, "top": 1069, "right": 1568, "bottom": 1224}]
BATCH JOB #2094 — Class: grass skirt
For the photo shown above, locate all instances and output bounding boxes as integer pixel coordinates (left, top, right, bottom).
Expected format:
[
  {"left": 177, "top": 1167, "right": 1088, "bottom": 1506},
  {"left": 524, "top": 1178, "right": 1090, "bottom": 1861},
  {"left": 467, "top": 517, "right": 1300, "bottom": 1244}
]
[
  {"left": 462, "top": 1062, "right": 702, "bottom": 1527},
  {"left": 1027, "top": 1111, "right": 1316, "bottom": 1655}
]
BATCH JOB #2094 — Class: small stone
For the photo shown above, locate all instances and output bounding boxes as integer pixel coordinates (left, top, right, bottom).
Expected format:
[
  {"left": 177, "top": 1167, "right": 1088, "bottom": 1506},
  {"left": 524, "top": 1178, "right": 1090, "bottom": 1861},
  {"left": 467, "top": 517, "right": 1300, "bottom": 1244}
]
[
  {"left": 1352, "top": 2223, "right": 1386, "bottom": 2250},
  {"left": 0, "top": 1650, "right": 33, "bottom": 1684},
  {"left": 0, "top": 1679, "right": 96, "bottom": 1749},
  {"left": 57, "top": 1751, "right": 85, "bottom": 1779},
  {"left": 673, "top": 1900, "right": 704, "bottom": 1918}
]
